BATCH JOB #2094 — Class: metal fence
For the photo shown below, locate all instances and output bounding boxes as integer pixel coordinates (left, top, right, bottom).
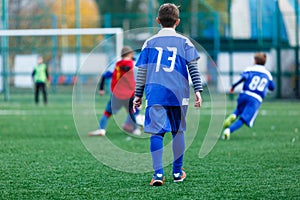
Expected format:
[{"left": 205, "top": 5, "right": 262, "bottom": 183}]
[{"left": 1, "top": 0, "right": 300, "bottom": 100}]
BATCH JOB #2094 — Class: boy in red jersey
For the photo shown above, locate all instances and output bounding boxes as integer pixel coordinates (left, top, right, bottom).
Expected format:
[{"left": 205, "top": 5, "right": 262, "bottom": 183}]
[{"left": 89, "top": 46, "right": 141, "bottom": 136}]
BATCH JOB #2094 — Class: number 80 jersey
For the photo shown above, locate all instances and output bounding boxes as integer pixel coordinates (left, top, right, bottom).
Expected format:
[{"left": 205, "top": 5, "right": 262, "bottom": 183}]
[
  {"left": 241, "top": 64, "right": 275, "bottom": 102},
  {"left": 136, "top": 28, "right": 199, "bottom": 106}
]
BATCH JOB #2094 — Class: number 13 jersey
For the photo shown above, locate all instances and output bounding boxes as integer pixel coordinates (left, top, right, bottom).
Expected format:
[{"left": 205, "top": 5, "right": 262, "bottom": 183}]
[{"left": 136, "top": 28, "right": 199, "bottom": 106}]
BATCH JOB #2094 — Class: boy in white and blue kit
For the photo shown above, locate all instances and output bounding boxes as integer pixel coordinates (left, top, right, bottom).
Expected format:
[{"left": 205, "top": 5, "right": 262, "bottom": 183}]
[
  {"left": 222, "top": 53, "right": 275, "bottom": 140},
  {"left": 133, "top": 3, "right": 203, "bottom": 186}
]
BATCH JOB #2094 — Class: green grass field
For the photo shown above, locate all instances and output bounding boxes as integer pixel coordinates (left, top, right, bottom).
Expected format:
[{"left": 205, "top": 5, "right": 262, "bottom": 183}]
[{"left": 1, "top": 87, "right": 300, "bottom": 199}]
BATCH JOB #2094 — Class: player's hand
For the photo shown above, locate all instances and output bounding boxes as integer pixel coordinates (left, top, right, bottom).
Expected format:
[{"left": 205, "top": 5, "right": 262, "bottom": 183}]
[
  {"left": 194, "top": 91, "right": 202, "bottom": 108},
  {"left": 133, "top": 96, "right": 142, "bottom": 113},
  {"left": 99, "top": 90, "right": 105, "bottom": 96},
  {"left": 229, "top": 88, "right": 234, "bottom": 93}
]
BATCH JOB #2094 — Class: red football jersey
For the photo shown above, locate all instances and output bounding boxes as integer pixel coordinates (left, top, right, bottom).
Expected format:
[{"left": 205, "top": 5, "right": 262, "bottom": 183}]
[{"left": 111, "top": 59, "right": 135, "bottom": 99}]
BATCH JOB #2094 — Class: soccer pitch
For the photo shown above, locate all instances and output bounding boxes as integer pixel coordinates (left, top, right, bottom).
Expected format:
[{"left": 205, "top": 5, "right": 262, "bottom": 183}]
[{"left": 0, "top": 87, "right": 299, "bottom": 199}]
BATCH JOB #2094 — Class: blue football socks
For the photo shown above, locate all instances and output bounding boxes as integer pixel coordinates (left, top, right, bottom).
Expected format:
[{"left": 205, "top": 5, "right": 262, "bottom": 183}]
[
  {"left": 150, "top": 134, "right": 164, "bottom": 175},
  {"left": 99, "top": 115, "right": 109, "bottom": 129},
  {"left": 172, "top": 132, "right": 185, "bottom": 174},
  {"left": 229, "top": 118, "right": 244, "bottom": 133}
]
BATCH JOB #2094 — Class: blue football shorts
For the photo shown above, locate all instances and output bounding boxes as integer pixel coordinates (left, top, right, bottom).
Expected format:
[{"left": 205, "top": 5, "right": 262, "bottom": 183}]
[
  {"left": 144, "top": 105, "right": 188, "bottom": 134},
  {"left": 234, "top": 93, "right": 261, "bottom": 127}
]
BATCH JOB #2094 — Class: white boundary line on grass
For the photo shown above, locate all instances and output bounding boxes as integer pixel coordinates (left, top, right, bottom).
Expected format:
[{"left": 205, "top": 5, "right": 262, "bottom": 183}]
[{"left": 1, "top": 109, "right": 300, "bottom": 116}]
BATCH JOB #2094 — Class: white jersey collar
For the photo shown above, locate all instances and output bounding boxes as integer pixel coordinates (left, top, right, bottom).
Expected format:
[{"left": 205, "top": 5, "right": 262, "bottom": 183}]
[{"left": 159, "top": 28, "right": 176, "bottom": 33}]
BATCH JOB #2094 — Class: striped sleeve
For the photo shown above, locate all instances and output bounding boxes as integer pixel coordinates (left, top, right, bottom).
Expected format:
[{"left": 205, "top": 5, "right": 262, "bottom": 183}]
[
  {"left": 134, "top": 67, "right": 147, "bottom": 97},
  {"left": 187, "top": 60, "right": 203, "bottom": 92}
]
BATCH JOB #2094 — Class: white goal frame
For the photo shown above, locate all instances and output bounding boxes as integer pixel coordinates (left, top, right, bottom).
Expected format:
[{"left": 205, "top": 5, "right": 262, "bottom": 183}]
[
  {"left": 0, "top": 28, "right": 124, "bottom": 57},
  {"left": 0, "top": 28, "right": 124, "bottom": 100}
]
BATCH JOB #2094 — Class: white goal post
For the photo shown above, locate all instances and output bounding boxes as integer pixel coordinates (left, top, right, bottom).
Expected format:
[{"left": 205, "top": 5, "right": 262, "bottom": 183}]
[{"left": 0, "top": 28, "right": 124, "bottom": 57}]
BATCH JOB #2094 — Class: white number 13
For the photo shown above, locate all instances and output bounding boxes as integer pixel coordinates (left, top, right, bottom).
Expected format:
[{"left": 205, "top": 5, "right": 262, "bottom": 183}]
[{"left": 155, "top": 47, "right": 177, "bottom": 72}]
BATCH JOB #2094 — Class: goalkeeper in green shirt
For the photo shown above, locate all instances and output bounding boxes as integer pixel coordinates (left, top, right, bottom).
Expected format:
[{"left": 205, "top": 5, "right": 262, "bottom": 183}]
[{"left": 32, "top": 56, "right": 49, "bottom": 105}]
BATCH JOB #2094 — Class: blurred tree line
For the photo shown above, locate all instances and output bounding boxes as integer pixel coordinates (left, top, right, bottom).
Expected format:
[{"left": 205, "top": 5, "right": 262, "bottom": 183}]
[
  {"left": 95, "top": 0, "right": 226, "bottom": 15},
  {"left": 5, "top": 0, "right": 228, "bottom": 56},
  {"left": 94, "top": 0, "right": 227, "bottom": 36},
  {"left": 7, "top": 0, "right": 100, "bottom": 56},
  {"left": 7, "top": 0, "right": 228, "bottom": 37}
]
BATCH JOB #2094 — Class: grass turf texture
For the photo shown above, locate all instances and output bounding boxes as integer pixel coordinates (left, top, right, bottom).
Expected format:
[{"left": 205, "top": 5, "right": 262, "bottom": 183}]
[{"left": 0, "top": 87, "right": 299, "bottom": 199}]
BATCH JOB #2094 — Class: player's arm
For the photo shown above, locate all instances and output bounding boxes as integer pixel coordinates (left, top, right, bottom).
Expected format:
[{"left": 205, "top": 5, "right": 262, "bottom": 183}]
[
  {"left": 133, "top": 67, "right": 147, "bottom": 112},
  {"left": 98, "top": 76, "right": 106, "bottom": 95},
  {"left": 31, "top": 68, "right": 36, "bottom": 82},
  {"left": 98, "top": 71, "right": 112, "bottom": 95},
  {"left": 230, "top": 77, "right": 245, "bottom": 93},
  {"left": 187, "top": 60, "right": 203, "bottom": 108},
  {"left": 119, "top": 65, "right": 131, "bottom": 72},
  {"left": 268, "top": 79, "right": 275, "bottom": 91},
  {"left": 45, "top": 66, "right": 49, "bottom": 81},
  {"left": 32, "top": 68, "right": 36, "bottom": 78}
]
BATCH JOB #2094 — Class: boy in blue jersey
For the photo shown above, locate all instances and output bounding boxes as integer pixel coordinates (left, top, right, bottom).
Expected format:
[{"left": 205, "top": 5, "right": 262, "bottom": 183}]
[
  {"left": 133, "top": 3, "right": 203, "bottom": 186},
  {"left": 222, "top": 53, "right": 275, "bottom": 140}
]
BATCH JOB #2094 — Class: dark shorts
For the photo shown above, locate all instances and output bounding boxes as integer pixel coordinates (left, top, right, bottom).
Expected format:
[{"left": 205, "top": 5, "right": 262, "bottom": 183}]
[
  {"left": 144, "top": 105, "right": 188, "bottom": 134},
  {"left": 105, "top": 95, "right": 134, "bottom": 115}
]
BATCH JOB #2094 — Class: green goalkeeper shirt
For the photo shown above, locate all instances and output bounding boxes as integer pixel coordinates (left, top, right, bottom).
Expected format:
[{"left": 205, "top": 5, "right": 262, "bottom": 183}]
[{"left": 32, "top": 63, "right": 48, "bottom": 83}]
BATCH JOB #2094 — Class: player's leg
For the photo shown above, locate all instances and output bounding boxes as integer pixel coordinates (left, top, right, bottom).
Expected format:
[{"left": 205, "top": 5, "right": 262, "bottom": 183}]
[
  {"left": 223, "top": 97, "right": 260, "bottom": 140},
  {"left": 88, "top": 97, "right": 113, "bottom": 136},
  {"left": 150, "top": 133, "right": 165, "bottom": 174},
  {"left": 226, "top": 118, "right": 244, "bottom": 134},
  {"left": 223, "top": 117, "right": 246, "bottom": 140},
  {"left": 223, "top": 94, "right": 245, "bottom": 139},
  {"left": 101, "top": 100, "right": 113, "bottom": 127},
  {"left": 102, "top": 95, "right": 124, "bottom": 128},
  {"left": 223, "top": 113, "right": 237, "bottom": 128},
  {"left": 122, "top": 115, "right": 134, "bottom": 133},
  {"left": 223, "top": 95, "right": 245, "bottom": 128},
  {"left": 34, "top": 83, "right": 39, "bottom": 104},
  {"left": 99, "top": 111, "right": 111, "bottom": 129},
  {"left": 41, "top": 82, "right": 47, "bottom": 105},
  {"left": 150, "top": 133, "right": 165, "bottom": 186},
  {"left": 145, "top": 105, "right": 167, "bottom": 186},
  {"left": 123, "top": 109, "right": 140, "bottom": 132},
  {"left": 234, "top": 99, "right": 260, "bottom": 130},
  {"left": 172, "top": 132, "right": 186, "bottom": 182},
  {"left": 169, "top": 106, "right": 187, "bottom": 182}
]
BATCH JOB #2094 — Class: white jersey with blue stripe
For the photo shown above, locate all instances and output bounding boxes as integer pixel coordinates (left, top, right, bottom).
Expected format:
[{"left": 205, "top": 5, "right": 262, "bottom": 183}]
[
  {"left": 136, "top": 28, "right": 199, "bottom": 106},
  {"left": 240, "top": 64, "right": 274, "bottom": 102}
]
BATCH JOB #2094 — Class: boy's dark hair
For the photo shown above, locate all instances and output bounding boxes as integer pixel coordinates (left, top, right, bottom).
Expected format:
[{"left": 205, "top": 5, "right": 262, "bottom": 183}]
[
  {"left": 158, "top": 3, "right": 179, "bottom": 27},
  {"left": 121, "top": 46, "right": 134, "bottom": 57},
  {"left": 254, "top": 52, "right": 267, "bottom": 65}
]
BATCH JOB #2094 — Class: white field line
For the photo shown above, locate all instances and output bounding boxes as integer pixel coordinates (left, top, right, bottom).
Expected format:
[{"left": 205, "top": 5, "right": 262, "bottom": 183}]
[
  {"left": 0, "top": 110, "right": 74, "bottom": 116},
  {"left": 0, "top": 109, "right": 299, "bottom": 116}
]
